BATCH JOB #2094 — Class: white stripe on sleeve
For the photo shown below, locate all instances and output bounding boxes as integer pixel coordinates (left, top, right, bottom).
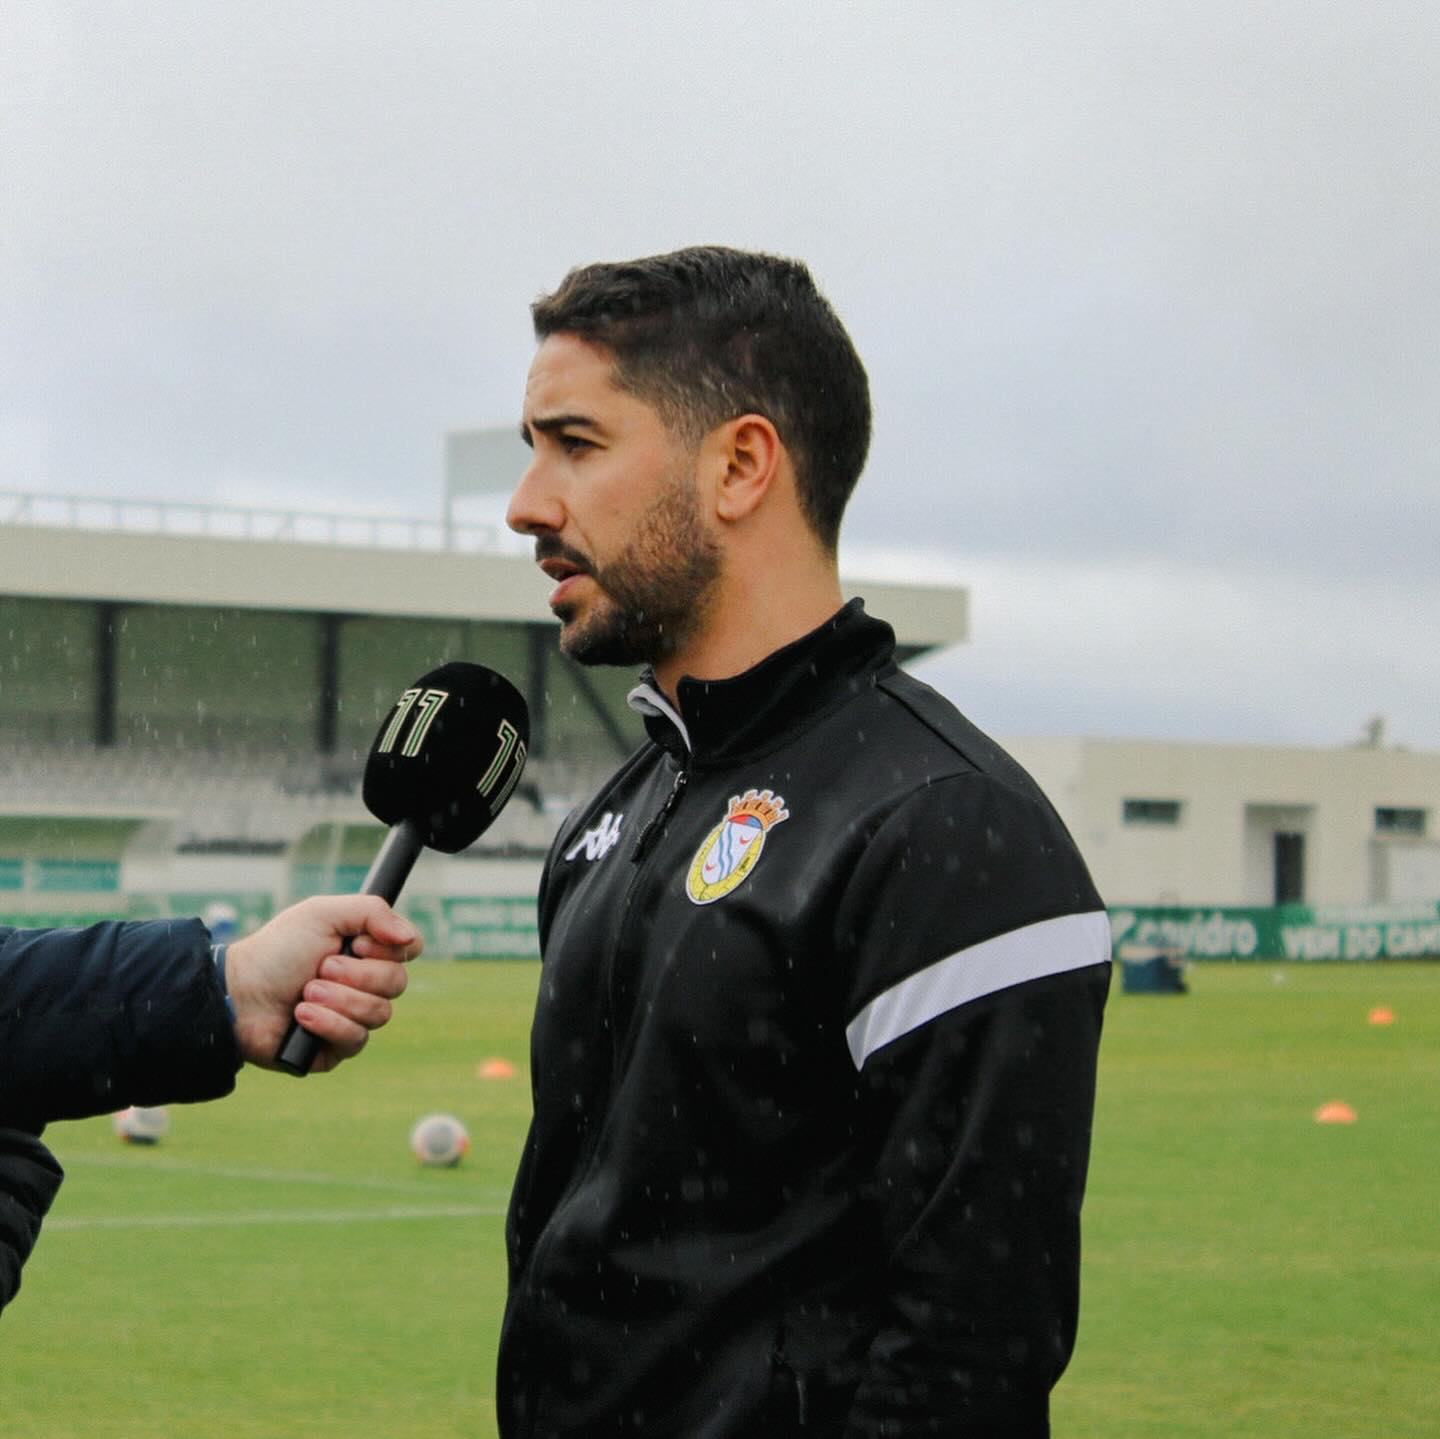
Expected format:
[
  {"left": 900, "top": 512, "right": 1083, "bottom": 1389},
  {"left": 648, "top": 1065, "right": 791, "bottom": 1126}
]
[{"left": 844, "top": 910, "right": 1112, "bottom": 1070}]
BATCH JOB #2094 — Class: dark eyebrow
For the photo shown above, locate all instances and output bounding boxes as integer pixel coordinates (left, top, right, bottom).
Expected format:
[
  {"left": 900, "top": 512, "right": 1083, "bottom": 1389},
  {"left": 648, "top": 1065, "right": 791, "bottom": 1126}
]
[{"left": 520, "top": 413, "right": 603, "bottom": 448}]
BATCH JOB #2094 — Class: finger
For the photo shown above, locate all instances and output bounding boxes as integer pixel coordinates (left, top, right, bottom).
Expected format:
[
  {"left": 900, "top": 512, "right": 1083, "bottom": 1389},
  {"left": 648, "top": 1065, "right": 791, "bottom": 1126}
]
[
  {"left": 347, "top": 934, "right": 421, "bottom": 965},
  {"left": 303, "top": 896, "right": 422, "bottom": 952},
  {"left": 318, "top": 954, "right": 410, "bottom": 999},
  {"left": 290, "top": 1001, "right": 371, "bottom": 1063},
  {"left": 365, "top": 913, "right": 424, "bottom": 956},
  {"left": 302, "top": 980, "right": 395, "bottom": 1030}
]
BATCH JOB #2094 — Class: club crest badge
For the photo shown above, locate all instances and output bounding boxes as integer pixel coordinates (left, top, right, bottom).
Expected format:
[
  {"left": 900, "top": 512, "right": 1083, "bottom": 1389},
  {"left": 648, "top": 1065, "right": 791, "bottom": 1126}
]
[{"left": 686, "top": 788, "right": 790, "bottom": 906}]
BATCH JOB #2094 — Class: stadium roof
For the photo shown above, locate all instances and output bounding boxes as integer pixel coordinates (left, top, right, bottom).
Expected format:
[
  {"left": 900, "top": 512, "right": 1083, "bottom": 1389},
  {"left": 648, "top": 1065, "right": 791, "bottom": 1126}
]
[{"left": 2, "top": 491, "right": 968, "bottom": 652}]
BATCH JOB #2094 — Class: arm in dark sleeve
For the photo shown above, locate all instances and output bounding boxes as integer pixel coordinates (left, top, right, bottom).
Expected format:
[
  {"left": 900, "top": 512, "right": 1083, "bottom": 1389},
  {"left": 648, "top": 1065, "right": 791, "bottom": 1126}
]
[
  {"left": 0, "top": 919, "right": 241, "bottom": 1129},
  {"left": 834, "top": 776, "right": 1111, "bottom": 1437},
  {"left": 0, "top": 1125, "right": 63, "bottom": 1314},
  {"left": 846, "top": 969, "right": 1108, "bottom": 1436}
]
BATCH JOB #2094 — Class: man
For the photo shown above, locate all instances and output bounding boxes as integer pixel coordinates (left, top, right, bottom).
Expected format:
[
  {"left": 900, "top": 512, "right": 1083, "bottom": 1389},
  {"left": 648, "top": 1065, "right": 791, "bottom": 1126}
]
[
  {"left": 500, "top": 247, "right": 1110, "bottom": 1436},
  {"left": 1, "top": 894, "right": 419, "bottom": 1311}
]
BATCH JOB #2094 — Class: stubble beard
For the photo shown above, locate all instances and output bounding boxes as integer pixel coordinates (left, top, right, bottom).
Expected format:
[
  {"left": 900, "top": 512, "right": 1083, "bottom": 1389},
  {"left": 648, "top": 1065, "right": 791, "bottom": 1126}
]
[{"left": 555, "top": 468, "right": 722, "bottom": 670}]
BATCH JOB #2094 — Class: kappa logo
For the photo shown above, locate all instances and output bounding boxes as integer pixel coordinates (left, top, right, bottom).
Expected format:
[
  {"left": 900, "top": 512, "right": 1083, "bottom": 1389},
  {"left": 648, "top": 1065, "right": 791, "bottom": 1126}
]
[
  {"left": 565, "top": 811, "right": 625, "bottom": 863},
  {"left": 686, "top": 788, "right": 789, "bottom": 906}
]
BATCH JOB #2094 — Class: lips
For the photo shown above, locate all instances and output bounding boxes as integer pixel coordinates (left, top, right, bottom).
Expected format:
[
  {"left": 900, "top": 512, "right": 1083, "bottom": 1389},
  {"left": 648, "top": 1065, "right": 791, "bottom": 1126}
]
[
  {"left": 548, "top": 573, "right": 589, "bottom": 610},
  {"left": 536, "top": 548, "right": 594, "bottom": 612},
  {"left": 538, "top": 556, "right": 586, "bottom": 583}
]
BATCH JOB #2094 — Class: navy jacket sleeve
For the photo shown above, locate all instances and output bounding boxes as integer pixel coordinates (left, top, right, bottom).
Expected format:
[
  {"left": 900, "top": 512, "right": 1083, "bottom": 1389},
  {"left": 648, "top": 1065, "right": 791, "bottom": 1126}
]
[
  {"left": 0, "top": 1125, "right": 63, "bottom": 1313},
  {"left": 0, "top": 918, "right": 242, "bottom": 1314},
  {"left": 0, "top": 919, "right": 242, "bottom": 1128},
  {"left": 833, "top": 775, "right": 1111, "bottom": 1437}
]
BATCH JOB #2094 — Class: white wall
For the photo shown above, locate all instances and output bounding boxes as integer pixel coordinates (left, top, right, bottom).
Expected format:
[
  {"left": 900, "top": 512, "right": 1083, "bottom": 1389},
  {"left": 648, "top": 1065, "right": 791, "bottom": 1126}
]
[{"left": 1004, "top": 736, "right": 1440, "bottom": 907}]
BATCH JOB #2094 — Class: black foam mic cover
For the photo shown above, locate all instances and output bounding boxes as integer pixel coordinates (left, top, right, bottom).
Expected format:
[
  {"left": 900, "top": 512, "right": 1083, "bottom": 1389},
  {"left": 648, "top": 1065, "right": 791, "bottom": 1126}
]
[
  {"left": 361, "top": 661, "right": 530, "bottom": 853},
  {"left": 273, "top": 661, "right": 529, "bottom": 1076}
]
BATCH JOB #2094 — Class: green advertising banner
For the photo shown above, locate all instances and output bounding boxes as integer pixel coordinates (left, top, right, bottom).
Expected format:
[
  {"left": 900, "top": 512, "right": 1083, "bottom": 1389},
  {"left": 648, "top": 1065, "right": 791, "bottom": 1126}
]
[
  {"left": 396, "top": 896, "right": 539, "bottom": 958},
  {"left": 33, "top": 859, "right": 121, "bottom": 892},
  {"left": 288, "top": 868, "right": 540, "bottom": 959},
  {"left": 128, "top": 892, "right": 276, "bottom": 933},
  {"left": 292, "top": 864, "right": 370, "bottom": 897},
  {"left": 0, "top": 891, "right": 537, "bottom": 955},
  {"left": 0, "top": 893, "right": 277, "bottom": 931},
  {"left": 1110, "top": 901, "right": 1440, "bottom": 961},
  {"left": 9, "top": 885, "right": 1432, "bottom": 965}
]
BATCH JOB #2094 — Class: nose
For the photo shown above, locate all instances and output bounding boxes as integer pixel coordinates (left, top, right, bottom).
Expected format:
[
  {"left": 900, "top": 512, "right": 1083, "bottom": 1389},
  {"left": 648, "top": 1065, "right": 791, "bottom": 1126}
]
[{"left": 506, "top": 455, "right": 565, "bottom": 537}]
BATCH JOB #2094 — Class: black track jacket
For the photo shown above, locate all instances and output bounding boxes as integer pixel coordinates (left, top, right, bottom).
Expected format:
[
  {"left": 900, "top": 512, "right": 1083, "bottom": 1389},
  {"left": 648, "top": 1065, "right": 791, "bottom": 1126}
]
[{"left": 499, "top": 602, "right": 1111, "bottom": 1438}]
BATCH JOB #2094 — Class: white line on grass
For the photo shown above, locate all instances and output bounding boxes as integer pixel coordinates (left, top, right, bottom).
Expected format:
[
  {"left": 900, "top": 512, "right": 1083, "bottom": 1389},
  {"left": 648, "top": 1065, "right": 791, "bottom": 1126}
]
[
  {"left": 63, "top": 1151, "right": 512, "bottom": 1201},
  {"left": 45, "top": 1204, "right": 506, "bottom": 1232}
]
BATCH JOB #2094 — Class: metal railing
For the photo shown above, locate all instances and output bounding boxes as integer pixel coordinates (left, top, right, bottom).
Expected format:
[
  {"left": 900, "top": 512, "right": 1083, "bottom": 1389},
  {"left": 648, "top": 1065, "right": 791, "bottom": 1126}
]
[{"left": 0, "top": 488, "right": 514, "bottom": 554}]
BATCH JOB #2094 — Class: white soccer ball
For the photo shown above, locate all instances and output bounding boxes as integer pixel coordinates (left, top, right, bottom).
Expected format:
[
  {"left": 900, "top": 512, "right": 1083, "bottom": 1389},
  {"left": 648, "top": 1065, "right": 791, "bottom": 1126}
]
[
  {"left": 114, "top": 1106, "right": 170, "bottom": 1144},
  {"left": 409, "top": 1112, "right": 470, "bottom": 1168}
]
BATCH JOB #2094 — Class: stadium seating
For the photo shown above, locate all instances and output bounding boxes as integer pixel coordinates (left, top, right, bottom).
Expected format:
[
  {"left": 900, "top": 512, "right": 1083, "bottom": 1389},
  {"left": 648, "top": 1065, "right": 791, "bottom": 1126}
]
[{"left": 1, "top": 741, "right": 569, "bottom": 870}]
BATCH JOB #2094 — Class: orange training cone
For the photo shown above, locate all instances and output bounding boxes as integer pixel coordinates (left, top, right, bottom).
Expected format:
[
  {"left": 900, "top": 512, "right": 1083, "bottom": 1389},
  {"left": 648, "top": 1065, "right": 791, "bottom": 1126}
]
[
  {"left": 477, "top": 1057, "right": 517, "bottom": 1080},
  {"left": 1314, "top": 1101, "right": 1358, "bottom": 1124},
  {"left": 1368, "top": 1006, "right": 1395, "bottom": 1026}
]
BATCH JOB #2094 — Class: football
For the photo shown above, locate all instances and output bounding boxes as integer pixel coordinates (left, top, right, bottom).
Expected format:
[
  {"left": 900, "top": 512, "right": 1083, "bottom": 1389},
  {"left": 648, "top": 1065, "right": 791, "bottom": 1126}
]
[
  {"left": 114, "top": 1106, "right": 170, "bottom": 1144},
  {"left": 409, "top": 1112, "right": 470, "bottom": 1167}
]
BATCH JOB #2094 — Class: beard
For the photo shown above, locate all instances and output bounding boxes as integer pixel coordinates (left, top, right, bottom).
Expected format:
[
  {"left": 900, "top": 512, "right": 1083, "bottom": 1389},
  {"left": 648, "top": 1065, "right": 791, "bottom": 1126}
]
[{"left": 544, "top": 468, "right": 722, "bottom": 669}]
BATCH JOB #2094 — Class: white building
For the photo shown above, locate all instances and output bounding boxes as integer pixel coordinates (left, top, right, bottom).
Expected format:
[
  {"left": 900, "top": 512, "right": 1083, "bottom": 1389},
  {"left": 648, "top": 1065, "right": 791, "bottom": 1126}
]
[{"left": 1006, "top": 734, "right": 1440, "bottom": 909}]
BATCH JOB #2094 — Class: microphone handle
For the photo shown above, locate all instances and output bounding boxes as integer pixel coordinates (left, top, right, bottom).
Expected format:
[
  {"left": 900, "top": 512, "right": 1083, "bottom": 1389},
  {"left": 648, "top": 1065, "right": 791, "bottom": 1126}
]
[{"left": 273, "top": 817, "right": 426, "bottom": 1076}]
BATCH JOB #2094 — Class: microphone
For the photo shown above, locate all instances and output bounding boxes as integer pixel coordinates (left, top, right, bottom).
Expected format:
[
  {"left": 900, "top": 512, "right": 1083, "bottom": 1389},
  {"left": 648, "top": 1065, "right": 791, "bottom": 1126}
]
[{"left": 274, "top": 661, "right": 530, "bottom": 1076}]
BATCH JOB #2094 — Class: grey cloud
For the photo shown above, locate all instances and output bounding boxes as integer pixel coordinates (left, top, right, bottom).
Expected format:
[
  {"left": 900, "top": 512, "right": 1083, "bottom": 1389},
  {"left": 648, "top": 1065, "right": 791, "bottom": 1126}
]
[{"left": 3, "top": 1, "right": 1436, "bottom": 742}]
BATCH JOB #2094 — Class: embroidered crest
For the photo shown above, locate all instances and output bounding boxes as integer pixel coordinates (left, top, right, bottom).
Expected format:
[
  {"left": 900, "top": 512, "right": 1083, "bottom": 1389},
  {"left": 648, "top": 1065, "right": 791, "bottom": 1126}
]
[{"left": 686, "top": 789, "right": 789, "bottom": 905}]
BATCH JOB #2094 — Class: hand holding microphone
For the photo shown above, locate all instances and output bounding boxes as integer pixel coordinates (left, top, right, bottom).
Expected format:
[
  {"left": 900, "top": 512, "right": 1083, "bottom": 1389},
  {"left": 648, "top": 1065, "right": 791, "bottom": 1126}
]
[
  {"left": 274, "top": 662, "right": 530, "bottom": 1076},
  {"left": 229, "top": 895, "right": 421, "bottom": 1073}
]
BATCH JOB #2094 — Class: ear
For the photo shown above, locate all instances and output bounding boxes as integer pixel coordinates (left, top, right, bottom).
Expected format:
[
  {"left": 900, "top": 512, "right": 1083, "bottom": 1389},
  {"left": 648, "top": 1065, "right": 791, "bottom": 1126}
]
[{"left": 710, "top": 414, "right": 784, "bottom": 524}]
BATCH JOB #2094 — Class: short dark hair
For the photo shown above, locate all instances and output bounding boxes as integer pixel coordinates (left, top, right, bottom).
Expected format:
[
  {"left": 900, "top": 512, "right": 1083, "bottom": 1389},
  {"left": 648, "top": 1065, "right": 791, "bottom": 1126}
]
[{"left": 531, "top": 246, "right": 871, "bottom": 552}]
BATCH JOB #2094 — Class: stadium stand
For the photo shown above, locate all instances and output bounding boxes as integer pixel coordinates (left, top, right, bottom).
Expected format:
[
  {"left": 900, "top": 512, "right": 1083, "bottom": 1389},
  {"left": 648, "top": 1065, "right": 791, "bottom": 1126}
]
[{"left": 1, "top": 490, "right": 969, "bottom": 947}]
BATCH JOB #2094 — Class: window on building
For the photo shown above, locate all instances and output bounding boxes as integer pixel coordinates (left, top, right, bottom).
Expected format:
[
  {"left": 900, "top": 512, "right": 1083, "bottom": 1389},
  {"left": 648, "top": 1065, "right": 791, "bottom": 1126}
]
[
  {"left": 1375, "top": 807, "right": 1427, "bottom": 837},
  {"left": 1123, "top": 798, "right": 1183, "bottom": 826}
]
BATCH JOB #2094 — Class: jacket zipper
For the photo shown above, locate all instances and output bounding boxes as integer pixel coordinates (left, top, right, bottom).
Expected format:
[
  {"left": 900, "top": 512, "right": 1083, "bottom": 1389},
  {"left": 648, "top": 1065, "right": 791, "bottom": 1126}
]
[
  {"left": 774, "top": 1351, "right": 810, "bottom": 1427},
  {"left": 515, "top": 759, "right": 690, "bottom": 1439},
  {"left": 630, "top": 764, "right": 688, "bottom": 863},
  {"left": 606, "top": 762, "right": 688, "bottom": 1051}
]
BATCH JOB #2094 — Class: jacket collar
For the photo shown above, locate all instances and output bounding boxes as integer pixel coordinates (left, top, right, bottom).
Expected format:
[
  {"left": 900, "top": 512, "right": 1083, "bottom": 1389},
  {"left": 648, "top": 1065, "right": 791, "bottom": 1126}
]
[{"left": 626, "top": 599, "right": 897, "bottom": 766}]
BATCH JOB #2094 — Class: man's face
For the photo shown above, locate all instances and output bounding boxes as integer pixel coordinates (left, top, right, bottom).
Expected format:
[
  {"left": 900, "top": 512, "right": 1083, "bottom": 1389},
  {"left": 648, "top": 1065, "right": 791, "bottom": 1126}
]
[{"left": 509, "top": 334, "right": 721, "bottom": 668}]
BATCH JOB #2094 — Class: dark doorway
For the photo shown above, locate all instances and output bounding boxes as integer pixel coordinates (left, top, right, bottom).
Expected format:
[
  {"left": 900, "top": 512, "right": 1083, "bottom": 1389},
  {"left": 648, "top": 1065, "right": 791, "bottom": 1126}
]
[{"left": 1274, "top": 832, "right": 1306, "bottom": 904}]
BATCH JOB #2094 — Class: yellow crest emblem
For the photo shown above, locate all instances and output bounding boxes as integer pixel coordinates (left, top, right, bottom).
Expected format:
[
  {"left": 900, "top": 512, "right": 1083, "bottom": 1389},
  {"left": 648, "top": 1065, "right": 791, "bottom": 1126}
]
[{"left": 686, "top": 788, "right": 790, "bottom": 906}]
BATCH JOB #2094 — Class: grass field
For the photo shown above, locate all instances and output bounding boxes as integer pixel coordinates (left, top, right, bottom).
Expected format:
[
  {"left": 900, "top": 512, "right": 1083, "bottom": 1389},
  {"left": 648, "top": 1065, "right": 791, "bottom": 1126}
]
[{"left": 3, "top": 959, "right": 1437, "bottom": 1437}]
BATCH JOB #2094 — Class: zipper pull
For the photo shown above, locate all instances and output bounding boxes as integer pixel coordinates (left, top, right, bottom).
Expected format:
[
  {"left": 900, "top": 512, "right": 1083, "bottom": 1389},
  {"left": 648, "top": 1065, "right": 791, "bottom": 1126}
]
[
  {"left": 773, "top": 1353, "right": 809, "bottom": 1428},
  {"left": 631, "top": 767, "right": 688, "bottom": 863}
]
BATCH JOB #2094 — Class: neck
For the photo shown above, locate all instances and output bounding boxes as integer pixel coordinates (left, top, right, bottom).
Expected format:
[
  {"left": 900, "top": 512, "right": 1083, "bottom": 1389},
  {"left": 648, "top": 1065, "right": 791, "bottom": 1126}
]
[{"left": 651, "top": 550, "right": 844, "bottom": 700}]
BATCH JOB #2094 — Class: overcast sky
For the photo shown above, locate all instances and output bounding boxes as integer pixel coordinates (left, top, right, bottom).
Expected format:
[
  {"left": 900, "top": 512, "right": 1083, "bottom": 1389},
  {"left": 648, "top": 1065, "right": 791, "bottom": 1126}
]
[{"left": 3, "top": 1, "right": 1437, "bottom": 749}]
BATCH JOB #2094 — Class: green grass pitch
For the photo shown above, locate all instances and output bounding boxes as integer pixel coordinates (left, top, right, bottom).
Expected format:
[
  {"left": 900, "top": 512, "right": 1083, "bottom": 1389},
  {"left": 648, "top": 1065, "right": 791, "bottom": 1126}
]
[{"left": 3, "top": 960, "right": 1437, "bottom": 1438}]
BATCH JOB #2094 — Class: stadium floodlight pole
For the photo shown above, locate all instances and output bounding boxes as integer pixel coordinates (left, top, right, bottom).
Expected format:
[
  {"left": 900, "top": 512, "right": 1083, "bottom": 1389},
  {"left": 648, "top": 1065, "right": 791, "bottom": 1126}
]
[{"left": 274, "top": 662, "right": 530, "bottom": 1077}]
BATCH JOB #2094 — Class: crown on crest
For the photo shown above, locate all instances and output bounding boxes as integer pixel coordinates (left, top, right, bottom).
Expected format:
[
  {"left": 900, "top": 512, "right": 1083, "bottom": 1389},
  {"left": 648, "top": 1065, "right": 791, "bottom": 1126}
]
[{"left": 726, "top": 788, "right": 790, "bottom": 829}]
